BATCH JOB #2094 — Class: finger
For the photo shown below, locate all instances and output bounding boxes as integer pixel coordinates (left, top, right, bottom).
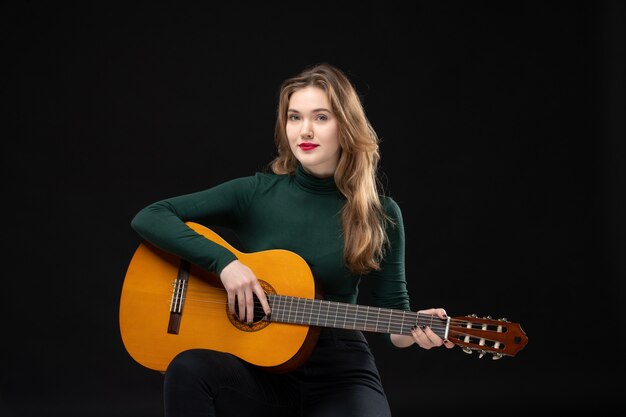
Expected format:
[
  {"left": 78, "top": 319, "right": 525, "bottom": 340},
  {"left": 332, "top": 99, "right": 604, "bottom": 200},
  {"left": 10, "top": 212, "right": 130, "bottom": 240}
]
[
  {"left": 443, "top": 339, "right": 455, "bottom": 349},
  {"left": 237, "top": 290, "right": 246, "bottom": 320},
  {"left": 411, "top": 326, "right": 432, "bottom": 349},
  {"left": 423, "top": 326, "right": 443, "bottom": 346},
  {"left": 418, "top": 307, "right": 447, "bottom": 319},
  {"left": 254, "top": 284, "right": 271, "bottom": 316},
  {"left": 245, "top": 288, "right": 254, "bottom": 323},
  {"left": 227, "top": 291, "right": 236, "bottom": 315},
  {"left": 410, "top": 327, "right": 421, "bottom": 345}
]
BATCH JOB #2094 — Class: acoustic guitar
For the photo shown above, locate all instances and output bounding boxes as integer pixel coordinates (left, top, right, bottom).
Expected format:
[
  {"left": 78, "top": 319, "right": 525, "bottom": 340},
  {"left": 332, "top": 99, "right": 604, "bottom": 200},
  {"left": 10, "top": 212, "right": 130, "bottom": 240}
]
[{"left": 119, "top": 222, "right": 528, "bottom": 373}]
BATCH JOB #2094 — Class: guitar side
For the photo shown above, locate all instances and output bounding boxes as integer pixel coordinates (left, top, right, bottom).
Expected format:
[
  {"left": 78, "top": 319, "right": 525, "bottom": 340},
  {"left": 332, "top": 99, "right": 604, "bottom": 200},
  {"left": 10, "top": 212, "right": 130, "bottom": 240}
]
[{"left": 119, "top": 222, "right": 319, "bottom": 373}]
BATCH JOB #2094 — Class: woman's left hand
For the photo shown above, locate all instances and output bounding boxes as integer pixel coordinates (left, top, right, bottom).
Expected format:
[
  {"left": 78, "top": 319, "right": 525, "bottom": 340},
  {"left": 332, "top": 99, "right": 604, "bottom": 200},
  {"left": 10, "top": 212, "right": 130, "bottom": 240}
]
[{"left": 411, "top": 308, "right": 455, "bottom": 350}]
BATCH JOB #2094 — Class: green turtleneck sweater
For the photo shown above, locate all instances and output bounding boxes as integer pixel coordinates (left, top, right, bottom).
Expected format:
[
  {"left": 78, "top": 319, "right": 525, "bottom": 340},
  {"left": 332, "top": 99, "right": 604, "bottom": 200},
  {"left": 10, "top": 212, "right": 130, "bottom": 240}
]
[{"left": 130, "top": 165, "right": 410, "bottom": 315}]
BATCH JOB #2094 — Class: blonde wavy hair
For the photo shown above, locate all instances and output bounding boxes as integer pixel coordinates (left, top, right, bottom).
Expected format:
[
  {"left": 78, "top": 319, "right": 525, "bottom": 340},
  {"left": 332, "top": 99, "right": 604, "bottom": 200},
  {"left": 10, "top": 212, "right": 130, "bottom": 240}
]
[{"left": 270, "top": 63, "right": 390, "bottom": 274}]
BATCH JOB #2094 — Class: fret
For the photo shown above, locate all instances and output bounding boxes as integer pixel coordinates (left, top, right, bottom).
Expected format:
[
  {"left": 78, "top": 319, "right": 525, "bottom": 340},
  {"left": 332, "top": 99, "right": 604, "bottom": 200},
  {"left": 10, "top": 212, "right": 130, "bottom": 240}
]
[
  {"left": 279, "top": 295, "right": 284, "bottom": 323},
  {"left": 404, "top": 311, "right": 417, "bottom": 335},
  {"left": 280, "top": 295, "right": 286, "bottom": 322},
  {"left": 300, "top": 298, "right": 307, "bottom": 324},
  {"left": 278, "top": 296, "right": 285, "bottom": 322},
  {"left": 280, "top": 296, "right": 287, "bottom": 323},
  {"left": 301, "top": 297, "right": 308, "bottom": 324},
  {"left": 294, "top": 297, "right": 300, "bottom": 323},
  {"left": 390, "top": 310, "right": 399, "bottom": 334},
  {"left": 353, "top": 305, "right": 358, "bottom": 329},
  {"left": 313, "top": 300, "right": 321, "bottom": 326},
  {"left": 324, "top": 301, "right": 337, "bottom": 326},
  {"left": 308, "top": 297, "right": 314, "bottom": 324},
  {"left": 308, "top": 298, "right": 315, "bottom": 325},
  {"left": 387, "top": 309, "right": 395, "bottom": 333},
  {"left": 355, "top": 305, "right": 364, "bottom": 330},
  {"left": 345, "top": 303, "right": 352, "bottom": 329},
  {"left": 287, "top": 296, "right": 294, "bottom": 323},
  {"left": 389, "top": 310, "right": 401, "bottom": 334},
  {"left": 385, "top": 308, "right": 392, "bottom": 333},
  {"left": 315, "top": 302, "right": 322, "bottom": 325}
]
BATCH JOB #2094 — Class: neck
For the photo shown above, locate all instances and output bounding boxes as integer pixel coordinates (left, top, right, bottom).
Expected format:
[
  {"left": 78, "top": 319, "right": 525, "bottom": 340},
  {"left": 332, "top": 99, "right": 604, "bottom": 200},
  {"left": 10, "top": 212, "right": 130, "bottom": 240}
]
[{"left": 301, "top": 165, "right": 335, "bottom": 178}]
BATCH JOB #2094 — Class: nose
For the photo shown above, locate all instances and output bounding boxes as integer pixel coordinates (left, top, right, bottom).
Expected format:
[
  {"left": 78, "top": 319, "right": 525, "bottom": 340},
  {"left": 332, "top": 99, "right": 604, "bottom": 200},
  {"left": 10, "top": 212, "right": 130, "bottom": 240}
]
[{"left": 300, "top": 120, "right": 313, "bottom": 139}]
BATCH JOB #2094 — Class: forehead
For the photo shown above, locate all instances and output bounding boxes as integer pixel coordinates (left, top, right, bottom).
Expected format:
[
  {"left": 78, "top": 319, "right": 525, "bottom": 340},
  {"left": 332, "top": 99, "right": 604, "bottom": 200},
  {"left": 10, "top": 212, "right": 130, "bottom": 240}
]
[{"left": 288, "top": 86, "right": 331, "bottom": 111}]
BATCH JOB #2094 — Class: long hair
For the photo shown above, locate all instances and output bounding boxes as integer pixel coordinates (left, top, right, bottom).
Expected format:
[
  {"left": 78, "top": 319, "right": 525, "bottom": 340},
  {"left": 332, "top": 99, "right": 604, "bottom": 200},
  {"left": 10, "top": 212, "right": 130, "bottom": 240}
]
[{"left": 270, "top": 63, "right": 390, "bottom": 274}]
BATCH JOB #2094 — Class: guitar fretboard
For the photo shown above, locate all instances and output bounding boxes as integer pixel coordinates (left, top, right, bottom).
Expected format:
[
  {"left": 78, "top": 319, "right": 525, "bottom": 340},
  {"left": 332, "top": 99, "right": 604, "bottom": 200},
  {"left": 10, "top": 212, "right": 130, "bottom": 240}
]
[{"left": 267, "top": 294, "right": 448, "bottom": 339}]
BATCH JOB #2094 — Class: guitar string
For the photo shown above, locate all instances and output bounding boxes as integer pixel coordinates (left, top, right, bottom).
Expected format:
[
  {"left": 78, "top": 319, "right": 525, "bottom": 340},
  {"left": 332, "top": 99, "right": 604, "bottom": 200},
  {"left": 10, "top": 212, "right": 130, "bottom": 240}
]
[
  {"left": 178, "top": 285, "right": 499, "bottom": 327},
  {"left": 168, "top": 296, "right": 511, "bottom": 349},
  {"left": 179, "top": 288, "right": 508, "bottom": 327},
  {"left": 178, "top": 287, "right": 504, "bottom": 328},
  {"left": 175, "top": 294, "right": 510, "bottom": 339}
]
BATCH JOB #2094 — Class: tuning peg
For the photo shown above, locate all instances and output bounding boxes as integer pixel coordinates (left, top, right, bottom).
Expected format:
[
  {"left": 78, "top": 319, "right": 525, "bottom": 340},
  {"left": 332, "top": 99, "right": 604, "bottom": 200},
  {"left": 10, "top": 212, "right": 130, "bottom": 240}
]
[
  {"left": 500, "top": 317, "right": 508, "bottom": 322},
  {"left": 462, "top": 346, "right": 473, "bottom": 354},
  {"left": 478, "top": 349, "right": 486, "bottom": 358},
  {"left": 492, "top": 353, "right": 503, "bottom": 360},
  {"left": 484, "top": 315, "right": 492, "bottom": 319}
]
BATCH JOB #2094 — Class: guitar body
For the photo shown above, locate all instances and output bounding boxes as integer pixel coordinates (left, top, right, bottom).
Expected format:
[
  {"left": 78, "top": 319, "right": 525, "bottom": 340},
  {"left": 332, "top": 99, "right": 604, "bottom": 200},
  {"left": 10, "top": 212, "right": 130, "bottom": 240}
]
[{"left": 119, "top": 223, "right": 319, "bottom": 373}]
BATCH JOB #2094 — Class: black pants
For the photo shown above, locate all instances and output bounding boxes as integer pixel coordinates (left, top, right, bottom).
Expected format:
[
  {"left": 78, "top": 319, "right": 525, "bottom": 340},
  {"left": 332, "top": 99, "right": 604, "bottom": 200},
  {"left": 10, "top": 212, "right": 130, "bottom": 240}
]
[{"left": 163, "top": 328, "right": 392, "bottom": 417}]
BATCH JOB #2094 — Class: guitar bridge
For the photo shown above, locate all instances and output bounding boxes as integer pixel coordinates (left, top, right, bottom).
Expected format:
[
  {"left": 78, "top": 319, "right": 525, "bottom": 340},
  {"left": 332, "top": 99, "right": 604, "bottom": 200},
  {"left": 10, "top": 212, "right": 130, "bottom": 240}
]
[{"left": 168, "top": 260, "right": 190, "bottom": 334}]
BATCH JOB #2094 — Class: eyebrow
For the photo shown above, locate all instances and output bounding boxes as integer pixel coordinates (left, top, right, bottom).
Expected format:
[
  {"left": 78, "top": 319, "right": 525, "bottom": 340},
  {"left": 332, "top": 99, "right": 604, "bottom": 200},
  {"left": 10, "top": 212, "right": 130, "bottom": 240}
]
[{"left": 287, "top": 108, "right": 332, "bottom": 113}]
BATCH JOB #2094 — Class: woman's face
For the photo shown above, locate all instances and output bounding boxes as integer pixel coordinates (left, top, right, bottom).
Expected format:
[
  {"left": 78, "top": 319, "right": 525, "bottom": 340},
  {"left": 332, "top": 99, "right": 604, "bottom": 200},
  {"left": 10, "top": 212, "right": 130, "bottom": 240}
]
[{"left": 285, "top": 86, "right": 341, "bottom": 178}]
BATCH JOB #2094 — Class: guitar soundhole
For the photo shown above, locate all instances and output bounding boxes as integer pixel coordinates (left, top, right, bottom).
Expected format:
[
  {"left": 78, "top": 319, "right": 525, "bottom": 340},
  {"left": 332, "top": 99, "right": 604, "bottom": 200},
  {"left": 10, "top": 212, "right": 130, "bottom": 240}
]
[{"left": 226, "top": 280, "right": 275, "bottom": 332}]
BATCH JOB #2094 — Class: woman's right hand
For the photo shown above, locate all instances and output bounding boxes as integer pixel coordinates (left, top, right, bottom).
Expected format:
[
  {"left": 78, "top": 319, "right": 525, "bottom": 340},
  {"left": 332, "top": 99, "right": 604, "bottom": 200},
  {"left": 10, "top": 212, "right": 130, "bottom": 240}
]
[{"left": 220, "top": 260, "right": 271, "bottom": 324}]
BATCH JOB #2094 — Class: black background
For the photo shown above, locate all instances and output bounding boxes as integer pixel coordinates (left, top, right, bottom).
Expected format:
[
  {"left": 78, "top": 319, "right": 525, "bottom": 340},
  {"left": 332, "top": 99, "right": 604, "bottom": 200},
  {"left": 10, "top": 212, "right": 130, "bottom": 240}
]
[{"left": 3, "top": 1, "right": 625, "bottom": 416}]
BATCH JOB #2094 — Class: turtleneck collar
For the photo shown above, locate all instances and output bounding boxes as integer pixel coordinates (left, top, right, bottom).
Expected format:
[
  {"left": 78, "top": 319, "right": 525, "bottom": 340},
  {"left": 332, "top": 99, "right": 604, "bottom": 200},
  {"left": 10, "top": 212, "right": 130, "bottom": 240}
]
[{"left": 294, "top": 163, "right": 339, "bottom": 195}]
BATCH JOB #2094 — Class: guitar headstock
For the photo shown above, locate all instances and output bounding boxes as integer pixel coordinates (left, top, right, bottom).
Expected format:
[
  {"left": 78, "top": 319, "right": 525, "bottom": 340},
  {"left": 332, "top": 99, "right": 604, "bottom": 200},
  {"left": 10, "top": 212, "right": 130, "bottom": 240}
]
[{"left": 448, "top": 314, "right": 528, "bottom": 360}]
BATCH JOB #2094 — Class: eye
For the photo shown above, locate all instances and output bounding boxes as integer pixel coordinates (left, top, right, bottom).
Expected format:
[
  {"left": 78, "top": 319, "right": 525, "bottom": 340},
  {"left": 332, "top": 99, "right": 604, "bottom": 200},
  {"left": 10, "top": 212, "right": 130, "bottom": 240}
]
[
  {"left": 316, "top": 114, "right": 329, "bottom": 121},
  {"left": 288, "top": 114, "right": 300, "bottom": 121}
]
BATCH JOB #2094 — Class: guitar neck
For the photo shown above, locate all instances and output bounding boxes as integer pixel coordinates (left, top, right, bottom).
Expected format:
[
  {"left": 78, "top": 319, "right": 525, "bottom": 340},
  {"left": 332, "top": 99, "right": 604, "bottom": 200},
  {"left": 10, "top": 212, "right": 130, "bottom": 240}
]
[{"left": 267, "top": 294, "right": 449, "bottom": 339}]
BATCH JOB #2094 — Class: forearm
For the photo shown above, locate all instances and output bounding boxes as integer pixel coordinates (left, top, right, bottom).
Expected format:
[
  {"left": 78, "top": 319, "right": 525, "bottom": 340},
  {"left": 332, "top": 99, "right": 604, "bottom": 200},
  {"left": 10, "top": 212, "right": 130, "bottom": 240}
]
[{"left": 131, "top": 200, "right": 237, "bottom": 273}]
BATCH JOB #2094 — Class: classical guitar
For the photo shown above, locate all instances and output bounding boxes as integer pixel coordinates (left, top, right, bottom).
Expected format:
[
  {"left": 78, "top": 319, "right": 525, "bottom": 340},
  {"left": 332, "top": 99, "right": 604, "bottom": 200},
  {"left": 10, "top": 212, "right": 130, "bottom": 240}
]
[{"left": 119, "top": 222, "right": 528, "bottom": 373}]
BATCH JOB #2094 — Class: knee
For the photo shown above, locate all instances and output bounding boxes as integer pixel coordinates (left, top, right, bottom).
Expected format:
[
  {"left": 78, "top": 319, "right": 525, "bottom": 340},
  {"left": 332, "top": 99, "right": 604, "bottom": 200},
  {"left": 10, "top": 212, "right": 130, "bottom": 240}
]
[{"left": 165, "top": 349, "right": 236, "bottom": 387}]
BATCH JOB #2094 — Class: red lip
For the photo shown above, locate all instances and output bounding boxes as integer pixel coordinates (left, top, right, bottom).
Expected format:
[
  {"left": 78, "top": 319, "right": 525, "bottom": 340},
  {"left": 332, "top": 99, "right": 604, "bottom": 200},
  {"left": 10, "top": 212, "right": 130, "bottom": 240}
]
[{"left": 298, "top": 143, "right": 319, "bottom": 151}]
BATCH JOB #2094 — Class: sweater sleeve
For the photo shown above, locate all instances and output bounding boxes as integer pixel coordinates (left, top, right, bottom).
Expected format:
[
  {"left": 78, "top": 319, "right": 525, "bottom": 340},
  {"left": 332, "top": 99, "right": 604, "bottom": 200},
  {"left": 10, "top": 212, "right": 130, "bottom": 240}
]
[
  {"left": 130, "top": 175, "right": 257, "bottom": 274},
  {"left": 368, "top": 197, "right": 411, "bottom": 345}
]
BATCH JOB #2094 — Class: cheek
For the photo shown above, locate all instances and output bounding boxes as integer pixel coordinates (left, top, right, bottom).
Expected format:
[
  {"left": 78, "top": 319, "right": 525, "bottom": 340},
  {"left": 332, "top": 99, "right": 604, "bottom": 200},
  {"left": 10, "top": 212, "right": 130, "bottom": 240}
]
[
  {"left": 285, "top": 124, "right": 299, "bottom": 143},
  {"left": 321, "top": 126, "right": 341, "bottom": 151}
]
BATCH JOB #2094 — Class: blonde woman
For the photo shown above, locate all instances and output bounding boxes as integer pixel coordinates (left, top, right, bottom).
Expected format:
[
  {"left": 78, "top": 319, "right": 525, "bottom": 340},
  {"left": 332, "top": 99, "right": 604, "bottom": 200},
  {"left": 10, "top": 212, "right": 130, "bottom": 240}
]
[{"left": 131, "top": 63, "right": 453, "bottom": 417}]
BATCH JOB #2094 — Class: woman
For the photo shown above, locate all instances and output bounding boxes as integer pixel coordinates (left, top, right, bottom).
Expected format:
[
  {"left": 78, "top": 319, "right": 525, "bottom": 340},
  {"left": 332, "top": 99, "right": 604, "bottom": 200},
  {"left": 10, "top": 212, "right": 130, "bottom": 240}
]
[{"left": 131, "top": 62, "right": 454, "bottom": 417}]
